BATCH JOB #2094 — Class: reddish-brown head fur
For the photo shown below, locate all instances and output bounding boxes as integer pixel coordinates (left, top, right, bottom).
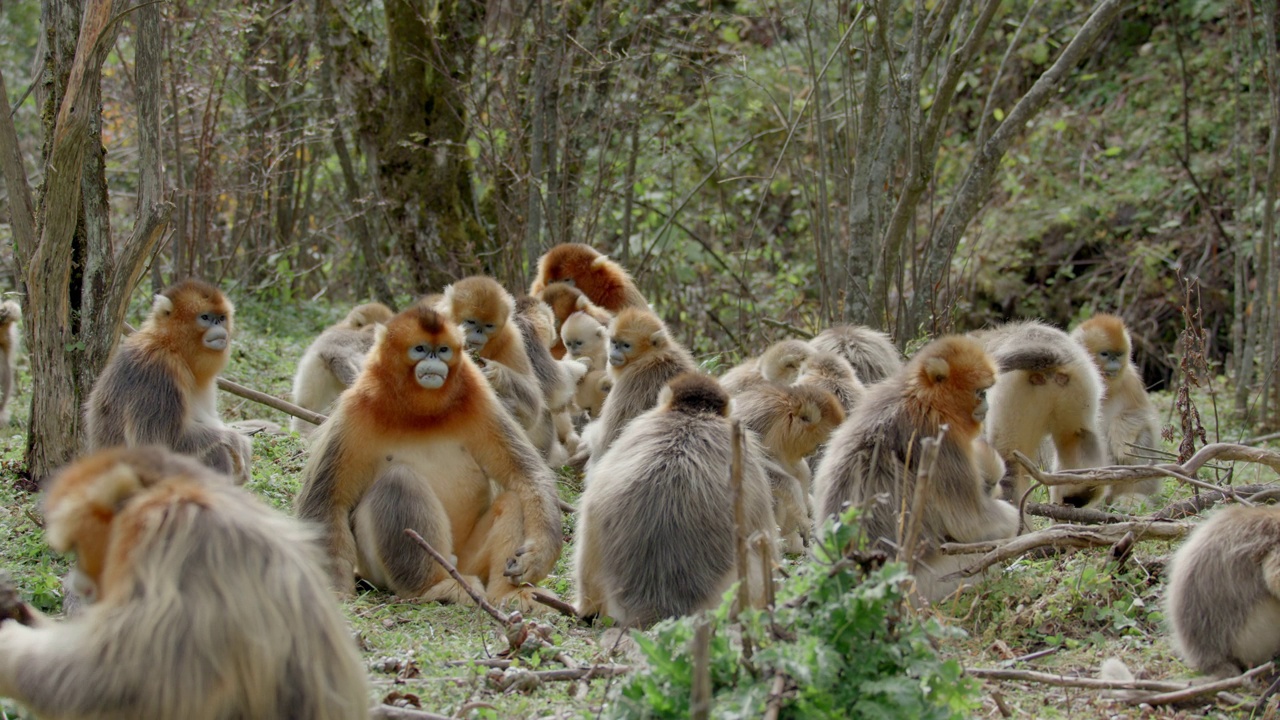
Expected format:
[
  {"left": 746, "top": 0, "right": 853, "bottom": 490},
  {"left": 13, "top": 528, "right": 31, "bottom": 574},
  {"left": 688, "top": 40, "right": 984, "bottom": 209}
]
[
  {"left": 350, "top": 306, "right": 483, "bottom": 432},
  {"left": 664, "top": 372, "right": 729, "bottom": 417},
  {"left": 904, "top": 336, "right": 996, "bottom": 439},
  {"left": 532, "top": 243, "right": 645, "bottom": 312},
  {"left": 539, "top": 282, "right": 587, "bottom": 327},
  {"left": 135, "top": 279, "right": 234, "bottom": 386},
  {"left": 43, "top": 447, "right": 214, "bottom": 598}
]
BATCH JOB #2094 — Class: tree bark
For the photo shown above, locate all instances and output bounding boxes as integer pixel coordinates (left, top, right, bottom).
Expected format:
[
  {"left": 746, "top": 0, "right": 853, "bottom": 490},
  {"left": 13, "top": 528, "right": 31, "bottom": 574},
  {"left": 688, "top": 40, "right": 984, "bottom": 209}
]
[
  {"left": 15, "top": 0, "right": 170, "bottom": 484},
  {"left": 367, "top": 0, "right": 483, "bottom": 292}
]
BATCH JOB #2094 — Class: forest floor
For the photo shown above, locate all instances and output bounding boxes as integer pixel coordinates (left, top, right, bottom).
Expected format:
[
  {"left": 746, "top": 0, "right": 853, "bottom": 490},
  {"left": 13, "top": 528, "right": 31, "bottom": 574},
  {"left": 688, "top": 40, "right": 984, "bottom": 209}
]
[{"left": 0, "top": 298, "right": 1274, "bottom": 720}]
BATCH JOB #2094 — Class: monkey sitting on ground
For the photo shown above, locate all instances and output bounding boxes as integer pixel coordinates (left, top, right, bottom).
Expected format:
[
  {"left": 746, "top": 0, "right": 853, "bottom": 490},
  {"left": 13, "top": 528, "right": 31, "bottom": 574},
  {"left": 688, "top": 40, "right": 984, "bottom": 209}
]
[
  {"left": 539, "top": 282, "right": 613, "bottom": 359},
  {"left": 440, "top": 277, "right": 559, "bottom": 462},
  {"left": 1057, "top": 313, "right": 1163, "bottom": 506},
  {"left": 971, "top": 320, "right": 1106, "bottom": 503},
  {"left": 85, "top": 279, "right": 251, "bottom": 484},
  {"left": 0, "top": 300, "right": 20, "bottom": 425},
  {"left": 809, "top": 325, "right": 903, "bottom": 384},
  {"left": 578, "top": 307, "right": 697, "bottom": 462},
  {"left": 575, "top": 373, "right": 777, "bottom": 626},
  {"left": 296, "top": 306, "right": 563, "bottom": 608},
  {"left": 530, "top": 243, "right": 648, "bottom": 313},
  {"left": 734, "top": 383, "right": 845, "bottom": 554},
  {"left": 290, "top": 302, "right": 395, "bottom": 438},
  {"left": 718, "top": 339, "right": 813, "bottom": 396},
  {"left": 813, "top": 336, "right": 1019, "bottom": 602},
  {"left": 0, "top": 446, "right": 370, "bottom": 720},
  {"left": 1165, "top": 505, "right": 1280, "bottom": 677}
]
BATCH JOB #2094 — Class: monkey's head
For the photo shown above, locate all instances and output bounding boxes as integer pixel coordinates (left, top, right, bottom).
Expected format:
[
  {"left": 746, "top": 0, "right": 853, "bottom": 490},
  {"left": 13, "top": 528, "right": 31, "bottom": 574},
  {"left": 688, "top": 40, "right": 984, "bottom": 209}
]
[
  {"left": 1073, "top": 314, "right": 1131, "bottom": 380},
  {"left": 539, "top": 282, "right": 587, "bottom": 325},
  {"left": 43, "top": 447, "right": 215, "bottom": 602},
  {"left": 534, "top": 243, "right": 605, "bottom": 291},
  {"left": 562, "top": 312, "right": 607, "bottom": 358},
  {"left": 798, "top": 351, "right": 857, "bottom": 385},
  {"left": 343, "top": 302, "right": 395, "bottom": 330},
  {"left": 0, "top": 300, "right": 21, "bottom": 326},
  {"left": 781, "top": 385, "right": 845, "bottom": 458},
  {"left": 147, "top": 279, "right": 234, "bottom": 356},
  {"left": 367, "top": 306, "right": 464, "bottom": 393},
  {"left": 760, "top": 339, "right": 813, "bottom": 385},
  {"left": 907, "top": 336, "right": 997, "bottom": 437},
  {"left": 662, "top": 372, "right": 730, "bottom": 418},
  {"left": 608, "top": 308, "right": 667, "bottom": 369},
  {"left": 444, "top": 276, "right": 514, "bottom": 352}
]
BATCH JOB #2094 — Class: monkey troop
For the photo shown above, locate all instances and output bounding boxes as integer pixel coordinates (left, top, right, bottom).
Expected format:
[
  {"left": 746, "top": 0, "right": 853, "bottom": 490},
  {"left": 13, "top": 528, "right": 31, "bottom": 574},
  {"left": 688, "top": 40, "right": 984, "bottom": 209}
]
[
  {"left": 296, "top": 304, "right": 563, "bottom": 607},
  {"left": 85, "top": 279, "right": 252, "bottom": 483},
  {"left": 0, "top": 447, "right": 369, "bottom": 720}
]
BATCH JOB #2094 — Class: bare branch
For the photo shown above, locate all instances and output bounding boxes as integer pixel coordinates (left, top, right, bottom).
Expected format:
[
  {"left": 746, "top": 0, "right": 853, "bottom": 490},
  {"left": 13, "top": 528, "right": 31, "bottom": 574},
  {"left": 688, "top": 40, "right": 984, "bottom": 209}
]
[{"left": 940, "top": 521, "right": 1191, "bottom": 578}]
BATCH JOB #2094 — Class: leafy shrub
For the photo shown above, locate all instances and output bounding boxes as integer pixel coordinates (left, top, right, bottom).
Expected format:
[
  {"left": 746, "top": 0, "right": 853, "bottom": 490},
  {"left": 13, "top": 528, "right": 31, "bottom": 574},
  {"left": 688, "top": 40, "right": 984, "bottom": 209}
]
[{"left": 606, "top": 509, "right": 981, "bottom": 719}]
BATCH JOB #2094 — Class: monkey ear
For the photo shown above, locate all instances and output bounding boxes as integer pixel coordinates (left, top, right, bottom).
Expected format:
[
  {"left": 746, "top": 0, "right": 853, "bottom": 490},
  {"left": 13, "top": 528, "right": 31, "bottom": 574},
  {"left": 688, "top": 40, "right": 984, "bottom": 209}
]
[
  {"left": 151, "top": 294, "right": 174, "bottom": 317},
  {"left": 594, "top": 326, "right": 606, "bottom": 339},
  {"left": 649, "top": 330, "right": 666, "bottom": 348},
  {"left": 590, "top": 255, "right": 611, "bottom": 269},
  {"left": 373, "top": 323, "right": 388, "bottom": 346},
  {"left": 924, "top": 357, "right": 950, "bottom": 384},
  {"left": 575, "top": 295, "right": 592, "bottom": 311},
  {"left": 657, "top": 383, "right": 675, "bottom": 408}
]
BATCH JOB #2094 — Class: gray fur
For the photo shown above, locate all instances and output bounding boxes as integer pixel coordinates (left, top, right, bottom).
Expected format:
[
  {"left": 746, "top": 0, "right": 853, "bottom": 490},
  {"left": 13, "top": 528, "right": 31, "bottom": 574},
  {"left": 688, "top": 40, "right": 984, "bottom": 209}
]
[
  {"left": 86, "top": 342, "right": 250, "bottom": 482},
  {"left": 809, "top": 325, "right": 902, "bottom": 384},
  {"left": 1166, "top": 505, "right": 1280, "bottom": 677},
  {"left": 290, "top": 323, "right": 378, "bottom": 436},
  {"left": 353, "top": 465, "right": 449, "bottom": 595},
  {"left": 589, "top": 343, "right": 696, "bottom": 459},
  {"left": 576, "top": 390, "right": 776, "bottom": 626},
  {"left": 0, "top": 468, "right": 370, "bottom": 719}
]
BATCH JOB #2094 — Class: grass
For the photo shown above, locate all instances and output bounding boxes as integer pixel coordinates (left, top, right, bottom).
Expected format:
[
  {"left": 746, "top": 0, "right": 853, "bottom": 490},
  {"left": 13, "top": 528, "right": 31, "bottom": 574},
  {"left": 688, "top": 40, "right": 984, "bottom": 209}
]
[{"left": 0, "top": 295, "right": 1275, "bottom": 719}]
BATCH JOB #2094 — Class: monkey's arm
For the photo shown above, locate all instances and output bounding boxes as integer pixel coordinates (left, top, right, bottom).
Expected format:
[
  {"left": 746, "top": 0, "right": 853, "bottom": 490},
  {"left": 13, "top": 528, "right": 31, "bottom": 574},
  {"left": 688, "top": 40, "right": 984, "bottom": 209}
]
[
  {"left": 0, "top": 611, "right": 156, "bottom": 714},
  {"left": 927, "top": 438, "right": 1018, "bottom": 544},
  {"left": 481, "top": 360, "right": 545, "bottom": 429},
  {"left": 318, "top": 345, "right": 365, "bottom": 388},
  {"left": 469, "top": 409, "right": 563, "bottom": 585},
  {"left": 295, "top": 424, "right": 364, "bottom": 594},
  {"left": 1109, "top": 408, "right": 1160, "bottom": 465}
]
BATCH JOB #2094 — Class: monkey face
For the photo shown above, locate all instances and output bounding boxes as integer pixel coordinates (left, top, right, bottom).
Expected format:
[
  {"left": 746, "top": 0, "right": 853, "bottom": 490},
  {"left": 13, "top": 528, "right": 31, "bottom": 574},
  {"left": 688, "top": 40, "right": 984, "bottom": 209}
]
[
  {"left": 197, "top": 310, "right": 230, "bottom": 351},
  {"left": 608, "top": 337, "right": 634, "bottom": 367},
  {"left": 458, "top": 317, "right": 499, "bottom": 351},
  {"left": 1095, "top": 349, "right": 1124, "bottom": 379},
  {"left": 973, "top": 385, "right": 991, "bottom": 423},
  {"left": 408, "top": 342, "right": 454, "bottom": 389}
]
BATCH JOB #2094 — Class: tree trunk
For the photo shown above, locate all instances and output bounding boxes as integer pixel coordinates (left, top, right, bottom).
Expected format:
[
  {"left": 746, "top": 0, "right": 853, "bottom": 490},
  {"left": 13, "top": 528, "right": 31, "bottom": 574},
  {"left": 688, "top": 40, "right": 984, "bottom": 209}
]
[
  {"left": 4, "top": 0, "right": 170, "bottom": 484},
  {"left": 367, "top": 0, "right": 484, "bottom": 292}
]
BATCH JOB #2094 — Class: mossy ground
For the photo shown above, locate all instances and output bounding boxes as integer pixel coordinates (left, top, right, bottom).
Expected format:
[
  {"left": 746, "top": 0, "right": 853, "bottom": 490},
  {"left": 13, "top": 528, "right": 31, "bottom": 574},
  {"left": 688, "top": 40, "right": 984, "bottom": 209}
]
[{"left": 0, "top": 297, "right": 1272, "bottom": 718}]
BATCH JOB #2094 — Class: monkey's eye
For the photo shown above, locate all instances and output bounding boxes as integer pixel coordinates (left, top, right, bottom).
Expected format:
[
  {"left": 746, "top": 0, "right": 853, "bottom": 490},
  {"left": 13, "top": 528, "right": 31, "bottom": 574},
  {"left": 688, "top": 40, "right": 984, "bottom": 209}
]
[
  {"left": 485, "top": 323, "right": 496, "bottom": 330},
  {"left": 409, "top": 344, "right": 429, "bottom": 360},
  {"left": 622, "top": 342, "right": 632, "bottom": 351},
  {"left": 437, "top": 346, "right": 452, "bottom": 360}
]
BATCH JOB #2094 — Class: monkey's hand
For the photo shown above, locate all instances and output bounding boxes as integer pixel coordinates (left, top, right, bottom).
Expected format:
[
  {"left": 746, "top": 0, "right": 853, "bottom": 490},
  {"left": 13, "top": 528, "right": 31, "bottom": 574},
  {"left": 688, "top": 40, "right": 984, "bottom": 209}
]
[{"left": 502, "top": 536, "right": 559, "bottom": 586}]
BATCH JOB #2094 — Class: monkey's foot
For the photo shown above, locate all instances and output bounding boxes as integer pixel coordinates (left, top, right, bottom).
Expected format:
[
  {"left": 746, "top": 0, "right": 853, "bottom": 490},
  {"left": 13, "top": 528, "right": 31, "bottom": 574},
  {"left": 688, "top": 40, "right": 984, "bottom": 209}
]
[
  {"left": 490, "top": 584, "right": 554, "bottom": 615},
  {"left": 419, "top": 575, "right": 485, "bottom": 605}
]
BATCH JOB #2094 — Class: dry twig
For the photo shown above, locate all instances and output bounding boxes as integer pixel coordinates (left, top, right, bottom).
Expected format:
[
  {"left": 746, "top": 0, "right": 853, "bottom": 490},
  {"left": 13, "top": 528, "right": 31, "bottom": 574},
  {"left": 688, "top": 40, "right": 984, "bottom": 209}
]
[{"left": 940, "top": 520, "right": 1191, "bottom": 578}]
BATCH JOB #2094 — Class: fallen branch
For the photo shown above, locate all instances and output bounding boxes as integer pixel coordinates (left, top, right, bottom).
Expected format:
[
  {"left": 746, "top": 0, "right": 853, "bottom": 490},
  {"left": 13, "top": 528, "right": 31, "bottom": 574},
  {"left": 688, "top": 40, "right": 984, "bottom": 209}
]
[
  {"left": 968, "top": 667, "right": 1189, "bottom": 691},
  {"left": 940, "top": 520, "right": 1191, "bottom": 578},
  {"left": 1126, "top": 662, "right": 1274, "bottom": 706},
  {"left": 485, "top": 663, "right": 630, "bottom": 691},
  {"left": 1025, "top": 502, "right": 1136, "bottom": 525},
  {"left": 370, "top": 707, "right": 456, "bottom": 720},
  {"left": 1154, "top": 484, "right": 1280, "bottom": 520},
  {"left": 532, "top": 589, "right": 579, "bottom": 619},
  {"left": 1011, "top": 444, "right": 1280, "bottom": 499},
  {"left": 404, "top": 529, "right": 511, "bottom": 626},
  {"left": 218, "top": 376, "right": 327, "bottom": 425}
]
